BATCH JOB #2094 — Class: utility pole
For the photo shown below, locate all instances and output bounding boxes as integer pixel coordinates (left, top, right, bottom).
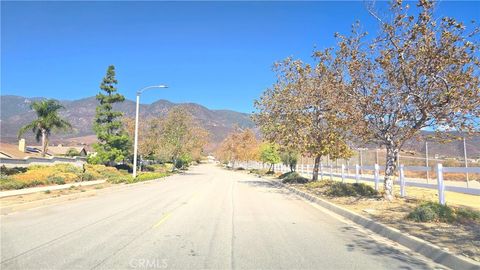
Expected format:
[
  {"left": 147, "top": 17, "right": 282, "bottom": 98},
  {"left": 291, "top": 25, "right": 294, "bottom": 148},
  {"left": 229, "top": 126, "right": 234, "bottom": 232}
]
[{"left": 133, "top": 84, "right": 168, "bottom": 178}]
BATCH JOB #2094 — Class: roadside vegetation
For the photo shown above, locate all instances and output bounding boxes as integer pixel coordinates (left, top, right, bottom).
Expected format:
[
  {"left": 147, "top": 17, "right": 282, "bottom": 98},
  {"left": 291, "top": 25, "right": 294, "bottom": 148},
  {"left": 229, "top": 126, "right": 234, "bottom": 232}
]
[
  {"left": 0, "top": 163, "right": 174, "bottom": 190},
  {"left": 249, "top": 0, "right": 480, "bottom": 200},
  {"left": 7, "top": 65, "right": 209, "bottom": 191},
  {"left": 279, "top": 172, "right": 309, "bottom": 184},
  {"left": 407, "top": 202, "right": 480, "bottom": 223}
]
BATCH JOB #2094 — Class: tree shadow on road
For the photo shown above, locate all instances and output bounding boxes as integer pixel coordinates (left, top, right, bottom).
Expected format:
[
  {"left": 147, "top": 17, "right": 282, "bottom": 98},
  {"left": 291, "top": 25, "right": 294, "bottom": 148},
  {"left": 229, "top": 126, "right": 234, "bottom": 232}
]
[
  {"left": 237, "top": 180, "right": 298, "bottom": 197},
  {"left": 340, "top": 226, "right": 447, "bottom": 270}
]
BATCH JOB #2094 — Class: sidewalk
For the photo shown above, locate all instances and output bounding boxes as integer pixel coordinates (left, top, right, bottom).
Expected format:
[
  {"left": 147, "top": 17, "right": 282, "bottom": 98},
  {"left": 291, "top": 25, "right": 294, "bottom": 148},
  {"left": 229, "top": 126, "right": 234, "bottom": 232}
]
[{"left": 0, "top": 180, "right": 106, "bottom": 198}]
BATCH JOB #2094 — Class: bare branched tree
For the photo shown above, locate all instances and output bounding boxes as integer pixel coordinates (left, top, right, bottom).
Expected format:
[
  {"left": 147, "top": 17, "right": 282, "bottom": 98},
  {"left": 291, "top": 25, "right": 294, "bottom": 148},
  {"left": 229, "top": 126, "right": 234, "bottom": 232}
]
[{"left": 336, "top": 0, "right": 480, "bottom": 200}]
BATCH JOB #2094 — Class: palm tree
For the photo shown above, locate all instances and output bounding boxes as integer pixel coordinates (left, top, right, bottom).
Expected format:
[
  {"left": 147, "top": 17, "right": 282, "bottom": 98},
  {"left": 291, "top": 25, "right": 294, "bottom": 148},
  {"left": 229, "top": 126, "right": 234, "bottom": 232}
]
[{"left": 18, "top": 99, "right": 72, "bottom": 157}]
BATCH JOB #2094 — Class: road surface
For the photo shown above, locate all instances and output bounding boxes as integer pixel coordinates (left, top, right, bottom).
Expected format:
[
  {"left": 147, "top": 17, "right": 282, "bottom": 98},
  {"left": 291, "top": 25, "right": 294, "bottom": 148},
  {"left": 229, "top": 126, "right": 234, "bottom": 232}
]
[{"left": 1, "top": 164, "right": 446, "bottom": 269}]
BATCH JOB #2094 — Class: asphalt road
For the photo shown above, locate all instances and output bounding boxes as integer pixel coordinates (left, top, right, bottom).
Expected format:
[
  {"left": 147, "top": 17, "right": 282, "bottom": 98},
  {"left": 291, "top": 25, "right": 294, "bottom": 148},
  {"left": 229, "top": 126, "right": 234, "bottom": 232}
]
[{"left": 1, "top": 164, "right": 446, "bottom": 270}]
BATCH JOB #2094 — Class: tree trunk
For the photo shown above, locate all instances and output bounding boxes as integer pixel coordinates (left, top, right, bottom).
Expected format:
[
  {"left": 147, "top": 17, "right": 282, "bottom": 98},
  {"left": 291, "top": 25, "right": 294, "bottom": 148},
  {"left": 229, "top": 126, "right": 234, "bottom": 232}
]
[
  {"left": 269, "top": 163, "right": 274, "bottom": 173},
  {"left": 172, "top": 158, "right": 177, "bottom": 172},
  {"left": 384, "top": 144, "right": 398, "bottom": 201},
  {"left": 41, "top": 129, "right": 47, "bottom": 157},
  {"left": 312, "top": 155, "right": 321, "bottom": 181}
]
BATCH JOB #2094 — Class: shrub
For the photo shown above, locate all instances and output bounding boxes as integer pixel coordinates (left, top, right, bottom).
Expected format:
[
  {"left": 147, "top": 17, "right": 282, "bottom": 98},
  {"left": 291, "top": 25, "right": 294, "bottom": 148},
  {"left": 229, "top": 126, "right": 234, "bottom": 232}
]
[
  {"left": 149, "top": 164, "right": 169, "bottom": 173},
  {"left": 66, "top": 148, "right": 81, "bottom": 157},
  {"left": 175, "top": 159, "right": 186, "bottom": 169},
  {"left": 457, "top": 208, "right": 480, "bottom": 222},
  {"left": 0, "top": 165, "right": 27, "bottom": 176},
  {"left": 280, "top": 172, "right": 309, "bottom": 184},
  {"left": 8, "top": 164, "right": 81, "bottom": 188},
  {"left": 407, "top": 202, "right": 456, "bottom": 223},
  {"left": 115, "top": 164, "right": 133, "bottom": 173},
  {"left": 326, "top": 182, "right": 378, "bottom": 198},
  {"left": 84, "top": 164, "right": 125, "bottom": 179},
  {"left": 141, "top": 165, "right": 155, "bottom": 172},
  {"left": 107, "top": 175, "right": 135, "bottom": 184},
  {"left": 53, "top": 172, "right": 80, "bottom": 182},
  {"left": 135, "top": 172, "right": 169, "bottom": 182},
  {"left": 107, "top": 172, "right": 168, "bottom": 184},
  {"left": 408, "top": 203, "right": 480, "bottom": 223},
  {"left": 47, "top": 176, "right": 66, "bottom": 185},
  {"left": 249, "top": 169, "right": 260, "bottom": 174},
  {"left": 305, "top": 180, "right": 335, "bottom": 189},
  {"left": 26, "top": 180, "right": 44, "bottom": 188},
  {"left": 81, "top": 172, "right": 95, "bottom": 181},
  {"left": 0, "top": 176, "right": 27, "bottom": 190}
]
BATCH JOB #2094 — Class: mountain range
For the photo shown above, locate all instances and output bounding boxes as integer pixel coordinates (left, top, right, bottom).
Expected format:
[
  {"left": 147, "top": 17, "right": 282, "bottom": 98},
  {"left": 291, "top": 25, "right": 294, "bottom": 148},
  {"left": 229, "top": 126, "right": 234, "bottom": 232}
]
[
  {"left": 0, "top": 95, "right": 254, "bottom": 151},
  {"left": 1, "top": 95, "right": 478, "bottom": 158}
]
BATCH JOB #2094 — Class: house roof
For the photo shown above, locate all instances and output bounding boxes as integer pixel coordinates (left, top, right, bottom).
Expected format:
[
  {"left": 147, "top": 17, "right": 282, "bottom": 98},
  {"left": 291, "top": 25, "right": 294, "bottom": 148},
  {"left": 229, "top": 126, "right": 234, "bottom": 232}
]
[
  {"left": 28, "top": 145, "right": 87, "bottom": 155},
  {"left": 47, "top": 146, "right": 87, "bottom": 155},
  {"left": 0, "top": 143, "right": 48, "bottom": 159}
]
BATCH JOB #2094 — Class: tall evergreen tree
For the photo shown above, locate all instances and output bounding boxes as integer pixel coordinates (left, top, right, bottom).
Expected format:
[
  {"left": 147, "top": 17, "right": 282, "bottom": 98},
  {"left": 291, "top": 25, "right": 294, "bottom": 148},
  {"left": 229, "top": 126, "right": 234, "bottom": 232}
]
[{"left": 91, "top": 65, "right": 130, "bottom": 165}]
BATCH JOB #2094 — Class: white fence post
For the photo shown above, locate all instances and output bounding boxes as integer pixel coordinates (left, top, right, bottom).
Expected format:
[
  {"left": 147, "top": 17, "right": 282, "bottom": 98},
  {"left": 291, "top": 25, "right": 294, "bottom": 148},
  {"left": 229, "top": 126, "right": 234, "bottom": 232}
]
[
  {"left": 341, "top": 164, "right": 345, "bottom": 183},
  {"left": 399, "top": 164, "right": 406, "bottom": 197},
  {"left": 436, "top": 164, "right": 446, "bottom": 205},
  {"left": 320, "top": 163, "right": 324, "bottom": 180},
  {"left": 329, "top": 165, "right": 333, "bottom": 181},
  {"left": 355, "top": 164, "right": 360, "bottom": 183},
  {"left": 374, "top": 164, "right": 380, "bottom": 191}
]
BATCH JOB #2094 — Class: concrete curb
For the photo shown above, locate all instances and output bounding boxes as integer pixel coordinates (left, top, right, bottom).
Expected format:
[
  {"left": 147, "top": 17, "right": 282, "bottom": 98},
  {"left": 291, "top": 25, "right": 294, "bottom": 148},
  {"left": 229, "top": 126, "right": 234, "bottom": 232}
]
[{"left": 267, "top": 178, "right": 480, "bottom": 270}]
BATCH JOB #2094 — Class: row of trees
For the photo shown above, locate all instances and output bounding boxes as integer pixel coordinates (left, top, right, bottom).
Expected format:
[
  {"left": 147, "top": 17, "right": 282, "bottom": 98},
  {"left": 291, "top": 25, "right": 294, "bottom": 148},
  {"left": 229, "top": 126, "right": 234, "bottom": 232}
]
[
  {"left": 18, "top": 65, "right": 210, "bottom": 170},
  {"left": 123, "top": 107, "right": 209, "bottom": 167},
  {"left": 254, "top": 0, "right": 479, "bottom": 200},
  {"left": 216, "top": 128, "right": 297, "bottom": 173}
]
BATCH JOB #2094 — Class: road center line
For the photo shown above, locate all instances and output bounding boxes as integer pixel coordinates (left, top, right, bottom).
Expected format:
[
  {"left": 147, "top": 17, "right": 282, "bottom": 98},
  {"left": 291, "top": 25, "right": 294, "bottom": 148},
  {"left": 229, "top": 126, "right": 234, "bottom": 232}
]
[
  {"left": 152, "top": 212, "right": 172, "bottom": 228},
  {"left": 151, "top": 191, "right": 201, "bottom": 229}
]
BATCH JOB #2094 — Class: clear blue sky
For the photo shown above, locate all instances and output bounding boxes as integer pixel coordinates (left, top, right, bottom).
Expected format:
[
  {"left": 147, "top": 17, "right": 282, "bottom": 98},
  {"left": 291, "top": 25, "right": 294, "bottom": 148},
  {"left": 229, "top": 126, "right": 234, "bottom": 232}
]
[{"left": 2, "top": 1, "right": 479, "bottom": 113}]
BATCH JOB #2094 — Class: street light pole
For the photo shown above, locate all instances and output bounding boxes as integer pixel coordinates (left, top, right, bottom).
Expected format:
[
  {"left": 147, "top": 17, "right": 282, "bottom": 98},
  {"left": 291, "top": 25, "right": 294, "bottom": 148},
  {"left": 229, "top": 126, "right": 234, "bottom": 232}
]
[{"left": 132, "top": 85, "right": 168, "bottom": 178}]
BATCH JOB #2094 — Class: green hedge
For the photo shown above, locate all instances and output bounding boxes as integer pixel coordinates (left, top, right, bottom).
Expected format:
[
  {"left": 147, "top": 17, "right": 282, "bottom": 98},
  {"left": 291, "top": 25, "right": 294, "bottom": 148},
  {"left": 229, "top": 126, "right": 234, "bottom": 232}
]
[{"left": 107, "top": 172, "right": 170, "bottom": 184}]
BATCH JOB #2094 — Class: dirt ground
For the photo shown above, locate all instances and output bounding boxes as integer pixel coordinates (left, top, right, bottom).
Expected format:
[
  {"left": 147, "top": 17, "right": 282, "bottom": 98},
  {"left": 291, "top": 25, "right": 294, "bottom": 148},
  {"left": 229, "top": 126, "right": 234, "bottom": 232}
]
[{"left": 0, "top": 183, "right": 114, "bottom": 207}]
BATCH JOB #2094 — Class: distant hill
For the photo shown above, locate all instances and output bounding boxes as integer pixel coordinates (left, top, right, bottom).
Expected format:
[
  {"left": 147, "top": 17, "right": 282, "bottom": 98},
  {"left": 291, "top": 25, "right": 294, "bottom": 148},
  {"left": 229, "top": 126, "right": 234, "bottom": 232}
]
[{"left": 0, "top": 95, "right": 255, "bottom": 150}]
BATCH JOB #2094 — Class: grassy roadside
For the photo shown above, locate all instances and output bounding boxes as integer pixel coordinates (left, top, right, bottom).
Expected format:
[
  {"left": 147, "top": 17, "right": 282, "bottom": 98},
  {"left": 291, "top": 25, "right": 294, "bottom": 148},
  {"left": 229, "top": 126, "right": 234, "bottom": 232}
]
[
  {"left": 238, "top": 168, "right": 480, "bottom": 262},
  {"left": 0, "top": 163, "right": 174, "bottom": 190}
]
